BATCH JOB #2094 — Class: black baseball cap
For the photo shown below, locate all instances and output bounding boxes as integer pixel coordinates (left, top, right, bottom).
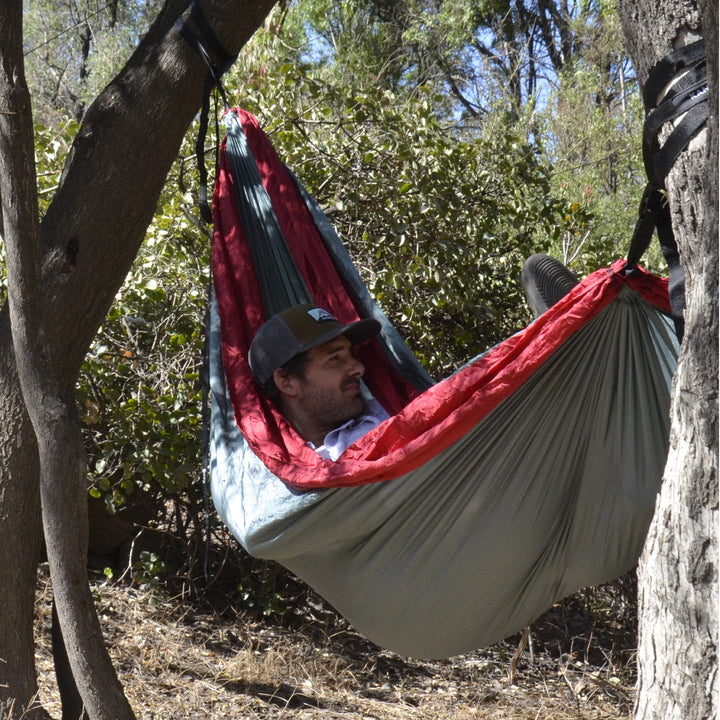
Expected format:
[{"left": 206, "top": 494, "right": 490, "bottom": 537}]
[{"left": 248, "top": 303, "right": 381, "bottom": 387}]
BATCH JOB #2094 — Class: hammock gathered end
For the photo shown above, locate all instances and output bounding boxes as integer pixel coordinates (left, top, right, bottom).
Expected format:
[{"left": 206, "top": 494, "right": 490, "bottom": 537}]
[{"left": 209, "top": 108, "right": 678, "bottom": 658}]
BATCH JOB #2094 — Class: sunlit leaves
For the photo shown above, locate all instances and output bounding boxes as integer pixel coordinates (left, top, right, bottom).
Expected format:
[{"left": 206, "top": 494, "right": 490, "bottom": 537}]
[
  {"left": 75, "top": 138, "right": 210, "bottom": 517},
  {"left": 538, "top": 0, "right": 649, "bottom": 273},
  {"left": 24, "top": 0, "right": 157, "bottom": 120}
]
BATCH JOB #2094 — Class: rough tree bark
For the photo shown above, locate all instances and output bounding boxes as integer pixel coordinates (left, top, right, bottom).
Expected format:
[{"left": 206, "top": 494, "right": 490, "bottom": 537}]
[
  {"left": 1, "top": 3, "right": 136, "bottom": 718},
  {"left": 0, "top": 0, "right": 277, "bottom": 717},
  {"left": 616, "top": 0, "right": 718, "bottom": 718}
]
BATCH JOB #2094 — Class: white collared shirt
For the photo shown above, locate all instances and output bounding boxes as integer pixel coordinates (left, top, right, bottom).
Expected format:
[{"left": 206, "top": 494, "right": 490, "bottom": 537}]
[{"left": 309, "top": 398, "right": 390, "bottom": 461}]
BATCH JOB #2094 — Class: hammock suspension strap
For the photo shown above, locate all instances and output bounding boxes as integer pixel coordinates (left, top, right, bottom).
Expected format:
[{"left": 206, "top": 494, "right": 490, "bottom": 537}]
[
  {"left": 625, "top": 39, "right": 708, "bottom": 341},
  {"left": 176, "top": 0, "right": 236, "bottom": 86},
  {"left": 176, "top": 0, "right": 236, "bottom": 222}
]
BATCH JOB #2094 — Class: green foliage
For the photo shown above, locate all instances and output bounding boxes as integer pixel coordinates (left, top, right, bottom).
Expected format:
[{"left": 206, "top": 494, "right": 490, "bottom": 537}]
[
  {"left": 281, "top": 0, "right": 619, "bottom": 122},
  {"left": 77, "top": 189, "right": 209, "bottom": 517},
  {"left": 34, "top": 118, "right": 80, "bottom": 212},
  {"left": 24, "top": 0, "right": 156, "bottom": 120},
  {"left": 133, "top": 550, "right": 167, "bottom": 589},
  {"left": 0, "top": 119, "right": 80, "bottom": 305},
  {"left": 232, "top": 560, "right": 295, "bottom": 618},
  {"left": 536, "top": 0, "right": 659, "bottom": 274},
  {"left": 274, "top": 0, "right": 657, "bottom": 278}
]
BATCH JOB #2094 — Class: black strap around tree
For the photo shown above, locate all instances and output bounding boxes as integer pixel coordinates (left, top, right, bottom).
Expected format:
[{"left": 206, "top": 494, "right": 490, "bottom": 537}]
[
  {"left": 176, "top": 0, "right": 237, "bottom": 223},
  {"left": 625, "top": 39, "right": 708, "bottom": 342}
]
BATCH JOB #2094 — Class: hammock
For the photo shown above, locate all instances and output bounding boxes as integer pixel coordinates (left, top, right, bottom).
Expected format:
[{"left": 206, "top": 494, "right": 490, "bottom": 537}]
[{"left": 209, "top": 108, "right": 678, "bottom": 658}]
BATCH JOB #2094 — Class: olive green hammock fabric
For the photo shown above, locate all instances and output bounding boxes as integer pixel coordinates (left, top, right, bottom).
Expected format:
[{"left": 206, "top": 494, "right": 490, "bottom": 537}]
[{"left": 209, "top": 109, "right": 678, "bottom": 658}]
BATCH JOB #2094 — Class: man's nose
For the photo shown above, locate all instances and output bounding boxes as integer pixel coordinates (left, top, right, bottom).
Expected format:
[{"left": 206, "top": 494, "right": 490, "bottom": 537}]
[{"left": 348, "top": 355, "right": 364, "bottom": 378}]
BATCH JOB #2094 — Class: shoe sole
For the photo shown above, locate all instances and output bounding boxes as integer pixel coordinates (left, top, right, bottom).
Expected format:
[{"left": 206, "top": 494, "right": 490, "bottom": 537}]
[{"left": 521, "top": 254, "right": 579, "bottom": 318}]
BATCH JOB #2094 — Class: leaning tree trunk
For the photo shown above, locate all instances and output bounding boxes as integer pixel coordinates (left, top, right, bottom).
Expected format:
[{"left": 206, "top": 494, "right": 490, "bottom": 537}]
[
  {"left": 0, "top": 0, "right": 278, "bottom": 717},
  {"left": 1, "top": 2, "right": 138, "bottom": 717},
  {"left": 616, "top": 1, "right": 718, "bottom": 719}
]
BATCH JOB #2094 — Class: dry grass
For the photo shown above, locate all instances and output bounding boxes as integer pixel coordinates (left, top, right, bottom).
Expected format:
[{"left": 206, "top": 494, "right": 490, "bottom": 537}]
[{"left": 34, "top": 564, "right": 636, "bottom": 719}]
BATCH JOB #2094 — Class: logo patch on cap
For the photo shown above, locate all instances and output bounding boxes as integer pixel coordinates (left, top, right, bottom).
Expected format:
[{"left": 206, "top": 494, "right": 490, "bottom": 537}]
[{"left": 307, "top": 308, "right": 336, "bottom": 323}]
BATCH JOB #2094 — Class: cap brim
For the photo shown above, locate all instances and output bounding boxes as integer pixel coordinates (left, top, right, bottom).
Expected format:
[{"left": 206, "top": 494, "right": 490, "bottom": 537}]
[{"left": 304, "top": 317, "right": 381, "bottom": 353}]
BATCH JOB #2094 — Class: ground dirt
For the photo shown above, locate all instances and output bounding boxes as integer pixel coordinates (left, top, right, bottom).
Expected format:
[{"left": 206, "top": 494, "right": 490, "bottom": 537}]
[{"left": 34, "top": 562, "right": 637, "bottom": 720}]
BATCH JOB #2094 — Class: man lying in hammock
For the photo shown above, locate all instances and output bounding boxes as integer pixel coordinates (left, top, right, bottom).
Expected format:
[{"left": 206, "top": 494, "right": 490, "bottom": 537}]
[{"left": 248, "top": 304, "right": 389, "bottom": 460}]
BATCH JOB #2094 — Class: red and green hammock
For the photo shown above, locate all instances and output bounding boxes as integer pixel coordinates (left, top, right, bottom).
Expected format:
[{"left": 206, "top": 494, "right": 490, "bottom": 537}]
[{"left": 209, "top": 108, "right": 677, "bottom": 657}]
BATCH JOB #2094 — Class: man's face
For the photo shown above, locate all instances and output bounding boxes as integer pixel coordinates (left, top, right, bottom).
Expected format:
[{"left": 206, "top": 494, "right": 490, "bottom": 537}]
[{"left": 294, "top": 335, "right": 366, "bottom": 434}]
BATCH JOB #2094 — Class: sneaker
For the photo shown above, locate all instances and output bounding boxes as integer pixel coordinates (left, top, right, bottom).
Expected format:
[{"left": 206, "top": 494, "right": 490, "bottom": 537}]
[{"left": 521, "top": 254, "right": 579, "bottom": 319}]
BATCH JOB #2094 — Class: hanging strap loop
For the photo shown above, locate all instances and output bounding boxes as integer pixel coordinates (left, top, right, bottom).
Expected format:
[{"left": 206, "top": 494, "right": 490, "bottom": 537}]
[
  {"left": 176, "top": 0, "right": 237, "bottom": 222},
  {"left": 625, "top": 186, "right": 667, "bottom": 270},
  {"left": 175, "top": 2, "right": 238, "bottom": 576}
]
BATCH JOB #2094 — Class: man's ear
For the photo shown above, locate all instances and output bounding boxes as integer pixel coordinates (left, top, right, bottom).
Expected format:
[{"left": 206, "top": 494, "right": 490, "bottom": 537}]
[{"left": 273, "top": 368, "right": 300, "bottom": 398}]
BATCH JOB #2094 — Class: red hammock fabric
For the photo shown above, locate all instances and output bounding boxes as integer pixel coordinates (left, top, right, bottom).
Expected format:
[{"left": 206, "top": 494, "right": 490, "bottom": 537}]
[{"left": 212, "top": 108, "right": 671, "bottom": 491}]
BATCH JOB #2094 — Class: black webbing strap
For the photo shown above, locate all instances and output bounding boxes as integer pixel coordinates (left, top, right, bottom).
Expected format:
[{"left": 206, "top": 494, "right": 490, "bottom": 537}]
[
  {"left": 625, "top": 39, "right": 708, "bottom": 341},
  {"left": 626, "top": 185, "right": 667, "bottom": 269},
  {"left": 643, "top": 44, "right": 708, "bottom": 188},
  {"left": 642, "top": 40, "right": 706, "bottom": 108},
  {"left": 176, "top": 0, "right": 237, "bottom": 222},
  {"left": 178, "top": 0, "right": 236, "bottom": 76}
]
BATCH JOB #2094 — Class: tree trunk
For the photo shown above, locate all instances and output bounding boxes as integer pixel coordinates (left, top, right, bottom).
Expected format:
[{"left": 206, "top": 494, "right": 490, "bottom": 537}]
[
  {"left": 0, "top": 0, "right": 278, "bottom": 717},
  {"left": 2, "top": 3, "right": 140, "bottom": 714},
  {"left": 616, "top": 1, "right": 718, "bottom": 719}
]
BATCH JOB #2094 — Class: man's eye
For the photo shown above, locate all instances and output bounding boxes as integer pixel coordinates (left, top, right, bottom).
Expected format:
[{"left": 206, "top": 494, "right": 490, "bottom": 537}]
[{"left": 326, "top": 352, "right": 347, "bottom": 364}]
